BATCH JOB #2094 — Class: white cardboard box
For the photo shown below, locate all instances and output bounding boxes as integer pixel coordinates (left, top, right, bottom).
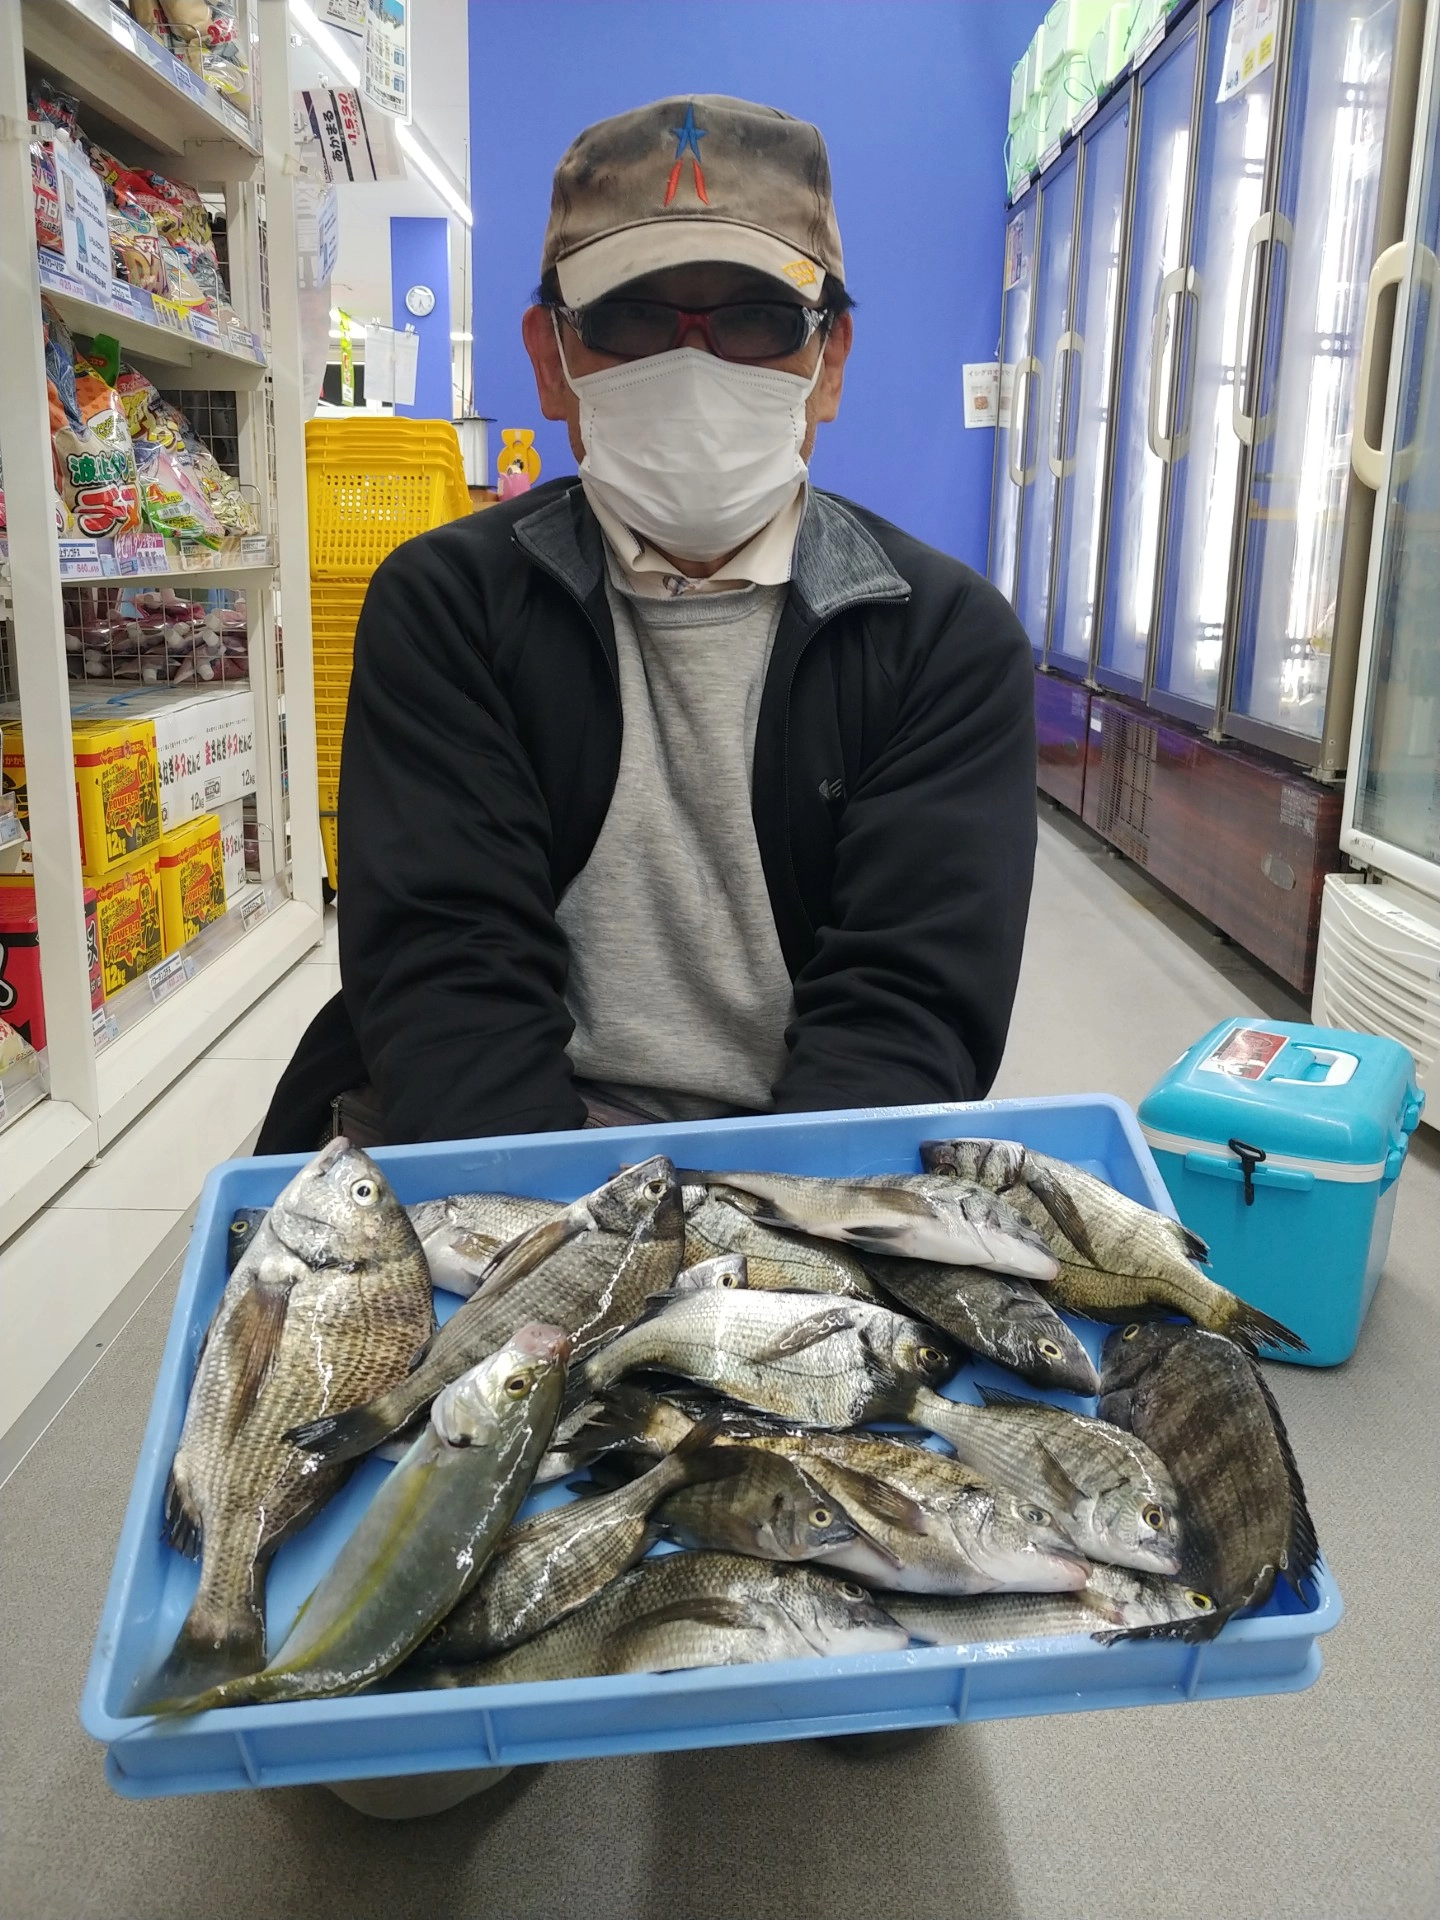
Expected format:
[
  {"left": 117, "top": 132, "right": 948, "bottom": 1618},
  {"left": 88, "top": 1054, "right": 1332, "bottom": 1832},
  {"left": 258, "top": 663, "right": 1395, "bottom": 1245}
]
[{"left": 216, "top": 799, "right": 248, "bottom": 900}]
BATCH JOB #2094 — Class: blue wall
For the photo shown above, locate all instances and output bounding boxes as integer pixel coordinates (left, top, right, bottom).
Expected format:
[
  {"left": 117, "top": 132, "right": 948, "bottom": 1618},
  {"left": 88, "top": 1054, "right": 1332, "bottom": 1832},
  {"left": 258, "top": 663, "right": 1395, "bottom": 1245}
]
[
  {"left": 467, "top": 0, "right": 1045, "bottom": 563},
  {"left": 390, "top": 216, "right": 453, "bottom": 419}
]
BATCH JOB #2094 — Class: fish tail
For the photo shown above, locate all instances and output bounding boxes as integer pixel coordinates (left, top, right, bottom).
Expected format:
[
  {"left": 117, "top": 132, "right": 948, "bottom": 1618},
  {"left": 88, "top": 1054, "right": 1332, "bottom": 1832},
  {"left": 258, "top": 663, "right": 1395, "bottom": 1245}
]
[
  {"left": 1217, "top": 1297, "right": 1309, "bottom": 1357},
  {"left": 133, "top": 1568, "right": 267, "bottom": 1712},
  {"left": 1095, "top": 1609, "right": 1231, "bottom": 1647},
  {"left": 285, "top": 1384, "right": 413, "bottom": 1464}
]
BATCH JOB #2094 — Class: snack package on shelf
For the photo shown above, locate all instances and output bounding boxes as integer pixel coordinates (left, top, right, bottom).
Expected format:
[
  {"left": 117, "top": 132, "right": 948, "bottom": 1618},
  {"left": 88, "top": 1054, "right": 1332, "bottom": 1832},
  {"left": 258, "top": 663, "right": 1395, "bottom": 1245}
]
[
  {"left": 123, "top": 170, "right": 230, "bottom": 314},
  {"left": 44, "top": 306, "right": 142, "bottom": 541},
  {"left": 114, "top": 370, "right": 258, "bottom": 539},
  {"left": 0, "top": 877, "right": 104, "bottom": 1048},
  {"left": 158, "top": 812, "right": 226, "bottom": 953},
  {"left": 71, "top": 717, "right": 162, "bottom": 877},
  {"left": 63, "top": 582, "right": 250, "bottom": 686},
  {"left": 85, "top": 145, "right": 167, "bottom": 295},
  {"left": 92, "top": 848, "right": 163, "bottom": 994}
]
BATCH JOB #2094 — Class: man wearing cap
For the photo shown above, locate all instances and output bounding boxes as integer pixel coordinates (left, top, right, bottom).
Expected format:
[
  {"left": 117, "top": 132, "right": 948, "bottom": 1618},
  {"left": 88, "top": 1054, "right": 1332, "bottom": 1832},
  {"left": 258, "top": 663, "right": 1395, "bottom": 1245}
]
[{"left": 259, "top": 95, "right": 1036, "bottom": 1154}]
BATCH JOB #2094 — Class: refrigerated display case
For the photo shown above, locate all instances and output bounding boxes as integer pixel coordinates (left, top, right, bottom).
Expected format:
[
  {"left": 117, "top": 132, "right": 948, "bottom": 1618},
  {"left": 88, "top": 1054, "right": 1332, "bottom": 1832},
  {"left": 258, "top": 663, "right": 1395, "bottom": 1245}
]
[
  {"left": 1015, "top": 147, "right": 1080, "bottom": 658},
  {"left": 988, "top": 191, "right": 1037, "bottom": 605},
  {"left": 1317, "top": 0, "right": 1440, "bottom": 1109},
  {"left": 991, "top": 0, "right": 1427, "bottom": 993},
  {"left": 1046, "top": 84, "right": 1132, "bottom": 679}
]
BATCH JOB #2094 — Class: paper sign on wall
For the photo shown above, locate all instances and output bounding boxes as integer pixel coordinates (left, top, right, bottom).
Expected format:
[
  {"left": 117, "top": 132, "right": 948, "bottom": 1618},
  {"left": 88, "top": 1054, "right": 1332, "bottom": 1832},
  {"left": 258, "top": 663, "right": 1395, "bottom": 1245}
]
[
  {"left": 365, "top": 324, "right": 396, "bottom": 403},
  {"left": 963, "top": 363, "right": 1001, "bottom": 429},
  {"left": 998, "top": 362, "right": 1016, "bottom": 431},
  {"left": 393, "top": 327, "right": 419, "bottom": 406},
  {"left": 364, "top": 0, "right": 410, "bottom": 121}
]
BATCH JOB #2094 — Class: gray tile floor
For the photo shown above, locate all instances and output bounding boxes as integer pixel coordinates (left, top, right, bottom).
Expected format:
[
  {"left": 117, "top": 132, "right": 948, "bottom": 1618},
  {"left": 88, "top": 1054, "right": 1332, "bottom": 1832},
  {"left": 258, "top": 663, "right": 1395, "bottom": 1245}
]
[{"left": 3, "top": 808, "right": 1438, "bottom": 1920}]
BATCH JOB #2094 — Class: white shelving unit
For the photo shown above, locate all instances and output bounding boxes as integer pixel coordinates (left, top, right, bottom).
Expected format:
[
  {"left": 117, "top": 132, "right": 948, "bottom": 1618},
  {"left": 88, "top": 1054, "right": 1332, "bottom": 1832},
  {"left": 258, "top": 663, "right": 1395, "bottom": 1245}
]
[{"left": 0, "top": 0, "right": 323, "bottom": 1239}]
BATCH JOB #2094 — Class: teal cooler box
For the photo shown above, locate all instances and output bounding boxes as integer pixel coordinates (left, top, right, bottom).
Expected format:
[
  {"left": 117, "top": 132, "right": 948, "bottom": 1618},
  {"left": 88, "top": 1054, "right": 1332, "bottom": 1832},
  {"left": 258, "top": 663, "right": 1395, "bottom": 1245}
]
[{"left": 1139, "top": 1020, "right": 1423, "bottom": 1366}]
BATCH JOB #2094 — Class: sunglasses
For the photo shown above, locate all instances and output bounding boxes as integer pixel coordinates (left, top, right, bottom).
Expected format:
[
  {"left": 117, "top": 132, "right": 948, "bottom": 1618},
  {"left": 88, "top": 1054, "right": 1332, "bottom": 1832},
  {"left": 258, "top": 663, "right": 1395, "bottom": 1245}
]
[{"left": 558, "top": 298, "right": 831, "bottom": 364}]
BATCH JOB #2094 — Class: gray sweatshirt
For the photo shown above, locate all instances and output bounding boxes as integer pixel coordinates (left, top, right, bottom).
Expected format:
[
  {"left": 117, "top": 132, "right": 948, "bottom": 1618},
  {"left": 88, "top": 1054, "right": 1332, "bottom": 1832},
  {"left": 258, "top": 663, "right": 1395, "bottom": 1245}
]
[{"left": 556, "top": 577, "right": 794, "bottom": 1120}]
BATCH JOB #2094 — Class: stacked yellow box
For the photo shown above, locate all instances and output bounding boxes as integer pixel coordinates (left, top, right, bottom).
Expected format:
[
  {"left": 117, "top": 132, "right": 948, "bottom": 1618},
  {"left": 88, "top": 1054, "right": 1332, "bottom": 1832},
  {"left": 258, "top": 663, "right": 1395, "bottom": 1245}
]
[
  {"left": 157, "top": 813, "right": 227, "bottom": 954},
  {"left": 305, "top": 419, "right": 471, "bottom": 890},
  {"left": 93, "top": 853, "right": 164, "bottom": 994}
]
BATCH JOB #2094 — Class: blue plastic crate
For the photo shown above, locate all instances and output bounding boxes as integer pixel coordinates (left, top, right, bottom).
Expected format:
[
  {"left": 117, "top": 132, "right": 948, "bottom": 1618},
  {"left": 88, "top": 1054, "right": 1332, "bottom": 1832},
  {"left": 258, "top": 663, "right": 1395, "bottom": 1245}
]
[{"left": 80, "top": 1096, "right": 1340, "bottom": 1798}]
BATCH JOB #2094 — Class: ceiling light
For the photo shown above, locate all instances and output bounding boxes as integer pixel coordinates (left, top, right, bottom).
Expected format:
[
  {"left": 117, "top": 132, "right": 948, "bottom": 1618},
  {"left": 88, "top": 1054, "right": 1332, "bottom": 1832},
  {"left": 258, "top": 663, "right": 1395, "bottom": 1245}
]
[{"left": 396, "top": 124, "right": 474, "bottom": 227}]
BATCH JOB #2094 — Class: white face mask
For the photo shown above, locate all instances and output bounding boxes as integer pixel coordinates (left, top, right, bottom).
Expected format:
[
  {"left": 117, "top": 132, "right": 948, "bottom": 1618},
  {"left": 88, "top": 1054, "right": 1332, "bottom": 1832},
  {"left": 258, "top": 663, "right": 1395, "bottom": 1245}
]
[{"left": 556, "top": 321, "right": 825, "bottom": 563}]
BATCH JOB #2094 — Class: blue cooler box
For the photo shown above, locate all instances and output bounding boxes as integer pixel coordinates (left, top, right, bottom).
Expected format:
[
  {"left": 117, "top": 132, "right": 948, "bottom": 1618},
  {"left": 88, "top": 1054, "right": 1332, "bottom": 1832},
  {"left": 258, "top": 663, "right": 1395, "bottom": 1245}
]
[{"left": 1139, "top": 1019, "right": 1423, "bottom": 1366}]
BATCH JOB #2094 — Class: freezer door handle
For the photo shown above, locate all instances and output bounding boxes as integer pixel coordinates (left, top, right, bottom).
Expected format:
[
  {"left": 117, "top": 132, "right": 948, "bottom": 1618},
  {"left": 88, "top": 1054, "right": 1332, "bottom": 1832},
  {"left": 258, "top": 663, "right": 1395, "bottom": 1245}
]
[
  {"left": 1352, "top": 240, "right": 1410, "bottom": 489},
  {"left": 1147, "top": 266, "right": 1196, "bottom": 462},
  {"left": 1048, "top": 330, "right": 1083, "bottom": 479},
  {"left": 1009, "top": 355, "right": 1044, "bottom": 487},
  {"left": 1232, "top": 212, "right": 1292, "bottom": 447}
]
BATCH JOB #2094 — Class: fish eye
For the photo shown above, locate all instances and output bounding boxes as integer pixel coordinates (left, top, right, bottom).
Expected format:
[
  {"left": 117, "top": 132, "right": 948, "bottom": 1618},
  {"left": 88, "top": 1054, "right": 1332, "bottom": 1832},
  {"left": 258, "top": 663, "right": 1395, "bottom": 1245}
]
[
  {"left": 810, "top": 1506, "right": 833, "bottom": 1527},
  {"left": 350, "top": 1178, "right": 378, "bottom": 1207},
  {"left": 918, "top": 1345, "right": 946, "bottom": 1370},
  {"left": 1023, "top": 1505, "right": 1052, "bottom": 1526},
  {"left": 720, "top": 1272, "right": 739, "bottom": 1288},
  {"left": 1186, "top": 1590, "right": 1214, "bottom": 1611},
  {"left": 837, "top": 1581, "right": 865, "bottom": 1601},
  {"left": 1122, "top": 1323, "right": 1141, "bottom": 1341},
  {"left": 644, "top": 1177, "right": 668, "bottom": 1200},
  {"left": 1142, "top": 1503, "right": 1166, "bottom": 1532},
  {"left": 229, "top": 1220, "right": 245, "bottom": 1235},
  {"left": 503, "top": 1373, "right": 530, "bottom": 1398},
  {"left": 1037, "top": 1339, "right": 1062, "bottom": 1360}
]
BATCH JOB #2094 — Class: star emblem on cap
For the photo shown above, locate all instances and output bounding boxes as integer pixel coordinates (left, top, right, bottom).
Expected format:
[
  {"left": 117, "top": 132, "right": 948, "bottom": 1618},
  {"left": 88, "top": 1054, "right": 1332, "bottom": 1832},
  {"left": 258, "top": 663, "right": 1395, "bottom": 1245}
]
[{"left": 664, "top": 102, "right": 710, "bottom": 207}]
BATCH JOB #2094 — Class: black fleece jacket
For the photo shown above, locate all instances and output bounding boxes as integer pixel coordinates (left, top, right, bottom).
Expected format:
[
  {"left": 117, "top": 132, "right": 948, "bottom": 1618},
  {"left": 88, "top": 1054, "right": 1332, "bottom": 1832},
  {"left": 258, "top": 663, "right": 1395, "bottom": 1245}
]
[{"left": 258, "top": 480, "right": 1036, "bottom": 1150}]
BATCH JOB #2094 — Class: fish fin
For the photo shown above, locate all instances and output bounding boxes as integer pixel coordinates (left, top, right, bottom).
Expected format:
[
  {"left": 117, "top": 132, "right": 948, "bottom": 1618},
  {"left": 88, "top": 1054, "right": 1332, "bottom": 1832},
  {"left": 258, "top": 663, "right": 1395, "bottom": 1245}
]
[
  {"left": 824, "top": 1466, "right": 929, "bottom": 1536},
  {"left": 134, "top": 1582, "right": 267, "bottom": 1712},
  {"left": 284, "top": 1389, "right": 405, "bottom": 1465},
  {"left": 1035, "top": 1442, "right": 1087, "bottom": 1510},
  {"left": 1245, "top": 1360, "right": 1321, "bottom": 1590},
  {"left": 468, "top": 1212, "right": 582, "bottom": 1298},
  {"left": 405, "top": 1332, "right": 435, "bottom": 1375},
  {"left": 162, "top": 1464, "right": 202, "bottom": 1560},
  {"left": 1175, "top": 1223, "right": 1211, "bottom": 1262},
  {"left": 754, "top": 1306, "right": 859, "bottom": 1360},
  {"left": 1024, "top": 1166, "right": 1103, "bottom": 1267},
  {"left": 975, "top": 1383, "right": 1045, "bottom": 1412},
  {"left": 223, "top": 1271, "right": 296, "bottom": 1439},
  {"left": 665, "top": 1416, "right": 749, "bottom": 1488},
  {"left": 1095, "top": 1609, "right": 1230, "bottom": 1647},
  {"left": 1221, "top": 1299, "right": 1310, "bottom": 1357}
]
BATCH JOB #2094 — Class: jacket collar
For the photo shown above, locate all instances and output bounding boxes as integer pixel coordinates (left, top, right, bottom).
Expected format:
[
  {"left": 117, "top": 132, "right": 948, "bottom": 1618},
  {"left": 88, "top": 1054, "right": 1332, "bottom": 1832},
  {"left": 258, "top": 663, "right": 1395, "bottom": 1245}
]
[{"left": 512, "top": 480, "right": 910, "bottom": 625}]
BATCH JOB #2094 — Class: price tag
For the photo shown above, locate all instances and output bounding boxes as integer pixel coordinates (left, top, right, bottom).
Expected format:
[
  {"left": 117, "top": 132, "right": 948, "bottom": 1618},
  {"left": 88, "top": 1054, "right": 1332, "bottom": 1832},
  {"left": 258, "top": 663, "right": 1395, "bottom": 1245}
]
[
  {"left": 92, "top": 1004, "right": 117, "bottom": 1050},
  {"left": 150, "top": 297, "right": 191, "bottom": 335},
  {"left": 189, "top": 310, "right": 221, "bottom": 344},
  {"left": 115, "top": 532, "right": 168, "bottom": 575},
  {"left": 108, "top": 12, "right": 136, "bottom": 51},
  {"left": 228, "top": 321, "right": 262, "bottom": 360},
  {"left": 37, "top": 257, "right": 88, "bottom": 302},
  {"left": 239, "top": 534, "right": 270, "bottom": 564},
  {"left": 0, "top": 810, "right": 25, "bottom": 848},
  {"left": 58, "top": 538, "right": 103, "bottom": 578},
  {"left": 240, "top": 889, "right": 269, "bottom": 931},
  {"left": 147, "top": 952, "right": 194, "bottom": 1004}
]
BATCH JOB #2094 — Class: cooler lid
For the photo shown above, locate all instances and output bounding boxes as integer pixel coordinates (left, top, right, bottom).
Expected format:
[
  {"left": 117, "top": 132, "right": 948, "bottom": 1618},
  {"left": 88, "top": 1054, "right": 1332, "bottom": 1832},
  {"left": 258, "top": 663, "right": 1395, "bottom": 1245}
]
[{"left": 1138, "top": 1018, "right": 1424, "bottom": 1168}]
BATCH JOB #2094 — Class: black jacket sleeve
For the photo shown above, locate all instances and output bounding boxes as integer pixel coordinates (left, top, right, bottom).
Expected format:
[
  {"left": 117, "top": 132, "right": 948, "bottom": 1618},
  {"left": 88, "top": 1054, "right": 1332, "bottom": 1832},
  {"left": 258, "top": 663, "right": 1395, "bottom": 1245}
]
[
  {"left": 773, "top": 572, "right": 1036, "bottom": 1112},
  {"left": 337, "top": 535, "right": 587, "bottom": 1142}
]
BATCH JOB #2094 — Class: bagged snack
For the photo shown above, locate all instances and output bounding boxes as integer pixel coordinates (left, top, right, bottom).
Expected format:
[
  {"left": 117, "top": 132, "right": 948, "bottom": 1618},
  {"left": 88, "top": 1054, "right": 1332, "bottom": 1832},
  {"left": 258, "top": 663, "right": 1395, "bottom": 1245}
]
[
  {"left": 133, "top": 439, "right": 224, "bottom": 549},
  {"left": 31, "top": 141, "right": 62, "bottom": 255},
  {"left": 86, "top": 144, "right": 167, "bottom": 292},
  {"left": 153, "top": 397, "right": 258, "bottom": 535},
  {"left": 125, "top": 171, "right": 230, "bottom": 312},
  {"left": 45, "top": 307, "right": 142, "bottom": 540},
  {"left": 29, "top": 77, "right": 81, "bottom": 140},
  {"left": 129, "top": 0, "right": 175, "bottom": 47}
]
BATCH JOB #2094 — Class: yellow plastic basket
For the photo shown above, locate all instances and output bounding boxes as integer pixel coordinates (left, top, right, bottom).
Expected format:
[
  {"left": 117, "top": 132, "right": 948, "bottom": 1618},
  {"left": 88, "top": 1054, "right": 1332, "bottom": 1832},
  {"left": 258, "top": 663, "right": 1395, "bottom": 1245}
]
[{"left": 305, "top": 420, "right": 470, "bottom": 576}]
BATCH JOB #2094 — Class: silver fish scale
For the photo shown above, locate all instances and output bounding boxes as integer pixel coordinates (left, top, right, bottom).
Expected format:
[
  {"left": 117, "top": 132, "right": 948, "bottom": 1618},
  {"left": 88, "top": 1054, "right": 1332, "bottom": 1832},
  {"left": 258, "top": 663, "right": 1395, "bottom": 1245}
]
[
  {"left": 682, "top": 1196, "right": 879, "bottom": 1298},
  {"left": 889, "top": 1590, "right": 1114, "bottom": 1644}
]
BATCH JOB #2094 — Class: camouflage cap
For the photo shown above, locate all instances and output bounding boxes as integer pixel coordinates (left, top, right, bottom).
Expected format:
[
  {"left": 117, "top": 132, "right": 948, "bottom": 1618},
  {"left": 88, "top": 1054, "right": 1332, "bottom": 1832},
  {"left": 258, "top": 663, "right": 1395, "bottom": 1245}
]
[{"left": 542, "top": 94, "right": 844, "bottom": 307}]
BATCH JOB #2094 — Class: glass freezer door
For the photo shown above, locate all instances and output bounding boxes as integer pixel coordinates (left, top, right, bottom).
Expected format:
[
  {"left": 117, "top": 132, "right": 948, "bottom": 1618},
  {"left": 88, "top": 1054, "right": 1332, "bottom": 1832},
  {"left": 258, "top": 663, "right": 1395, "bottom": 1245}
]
[
  {"left": 1230, "top": 0, "right": 1404, "bottom": 743},
  {"left": 1049, "top": 91, "right": 1132, "bottom": 676},
  {"left": 989, "top": 193, "right": 1037, "bottom": 606},
  {"left": 1349, "top": 22, "right": 1440, "bottom": 882},
  {"left": 1097, "top": 20, "right": 1199, "bottom": 690},
  {"left": 1015, "top": 150, "right": 1079, "bottom": 660},
  {"left": 1151, "top": 0, "right": 1274, "bottom": 717}
]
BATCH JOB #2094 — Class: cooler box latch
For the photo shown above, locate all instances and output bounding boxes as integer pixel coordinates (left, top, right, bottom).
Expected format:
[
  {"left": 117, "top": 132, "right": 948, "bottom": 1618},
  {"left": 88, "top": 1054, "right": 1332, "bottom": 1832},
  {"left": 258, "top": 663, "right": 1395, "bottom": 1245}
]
[{"left": 1228, "top": 1137, "right": 1267, "bottom": 1207}]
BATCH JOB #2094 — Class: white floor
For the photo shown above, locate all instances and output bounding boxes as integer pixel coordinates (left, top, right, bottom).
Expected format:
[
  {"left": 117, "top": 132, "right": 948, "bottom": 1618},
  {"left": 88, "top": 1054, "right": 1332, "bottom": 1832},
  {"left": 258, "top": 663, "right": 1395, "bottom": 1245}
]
[{"left": 0, "top": 910, "right": 340, "bottom": 1477}]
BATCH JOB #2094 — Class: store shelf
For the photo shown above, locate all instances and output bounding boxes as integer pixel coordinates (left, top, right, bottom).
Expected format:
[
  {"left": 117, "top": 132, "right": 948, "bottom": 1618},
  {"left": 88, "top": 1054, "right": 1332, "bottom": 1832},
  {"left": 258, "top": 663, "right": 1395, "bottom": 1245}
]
[
  {"left": 38, "top": 257, "right": 266, "bottom": 389},
  {"left": 94, "top": 894, "right": 321, "bottom": 1144},
  {"left": 19, "top": 0, "right": 258, "bottom": 163},
  {"left": 0, "top": 1096, "right": 97, "bottom": 1244},
  {"left": 0, "top": 534, "right": 273, "bottom": 590}
]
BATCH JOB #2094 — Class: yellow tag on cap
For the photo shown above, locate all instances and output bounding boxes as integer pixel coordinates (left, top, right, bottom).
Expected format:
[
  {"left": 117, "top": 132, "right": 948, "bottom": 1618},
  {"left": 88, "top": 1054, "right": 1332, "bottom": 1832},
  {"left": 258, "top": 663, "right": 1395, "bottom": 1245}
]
[{"left": 781, "top": 258, "right": 820, "bottom": 289}]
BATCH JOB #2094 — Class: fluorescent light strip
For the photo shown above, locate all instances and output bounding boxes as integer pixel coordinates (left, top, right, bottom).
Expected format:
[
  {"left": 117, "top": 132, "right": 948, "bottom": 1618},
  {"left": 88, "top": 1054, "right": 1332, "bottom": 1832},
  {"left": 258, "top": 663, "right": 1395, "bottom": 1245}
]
[{"left": 288, "top": 0, "right": 473, "bottom": 227}]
